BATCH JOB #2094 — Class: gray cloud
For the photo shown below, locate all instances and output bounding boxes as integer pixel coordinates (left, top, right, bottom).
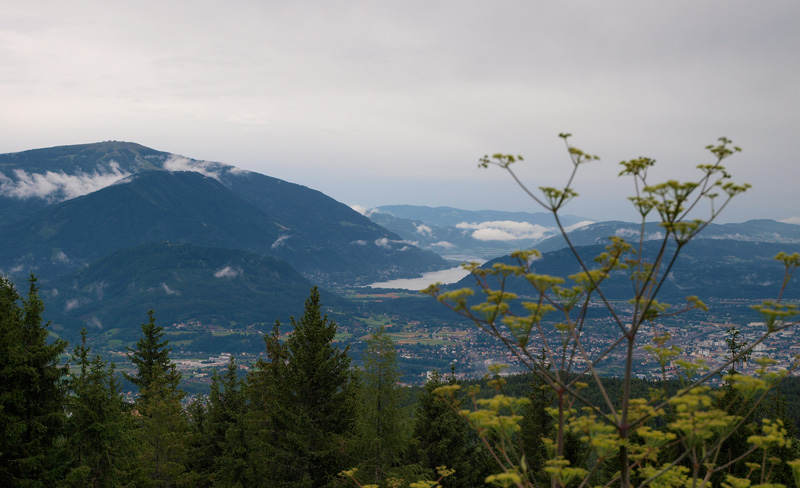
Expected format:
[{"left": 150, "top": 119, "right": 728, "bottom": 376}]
[{"left": 1, "top": 2, "right": 798, "bottom": 223}]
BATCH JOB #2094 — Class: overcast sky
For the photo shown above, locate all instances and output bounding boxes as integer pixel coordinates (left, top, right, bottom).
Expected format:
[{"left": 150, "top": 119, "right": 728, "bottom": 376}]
[{"left": 1, "top": 1, "right": 798, "bottom": 223}]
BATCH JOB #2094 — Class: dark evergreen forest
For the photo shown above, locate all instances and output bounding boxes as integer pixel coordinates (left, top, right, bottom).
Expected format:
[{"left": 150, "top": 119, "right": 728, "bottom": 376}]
[{"left": 2, "top": 275, "right": 800, "bottom": 487}]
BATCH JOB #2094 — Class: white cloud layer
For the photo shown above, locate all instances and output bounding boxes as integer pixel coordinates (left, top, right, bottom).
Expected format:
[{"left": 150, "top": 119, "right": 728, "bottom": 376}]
[
  {"left": 88, "top": 282, "right": 106, "bottom": 300},
  {"left": 456, "top": 221, "right": 553, "bottom": 242},
  {"left": 64, "top": 298, "right": 79, "bottom": 311},
  {"left": 87, "top": 316, "right": 102, "bottom": 329},
  {"left": 0, "top": 162, "right": 131, "bottom": 201},
  {"left": 161, "top": 283, "right": 179, "bottom": 295},
  {"left": 415, "top": 223, "right": 433, "bottom": 236},
  {"left": 271, "top": 235, "right": 291, "bottom": 249},
  {"left": 613, "top": 228, "right": 664, "bottom": 241},
  {"left": 214, "top": 266, "right": 241, "bottom": 278},
  {"left": 350, "top": 204, "right": 375, "bottom": 217},
  {"left": 374, "top": 237, "right": 416, "bottom": 248},
  {"left": 565, "top": 221, "right": 595, "bottom": 232},
  {"left": 162, "top": 155, "right": 222, "bottom": 180},
  {"left": 780, "top": 217, "right": 800, "bottom": 226}
]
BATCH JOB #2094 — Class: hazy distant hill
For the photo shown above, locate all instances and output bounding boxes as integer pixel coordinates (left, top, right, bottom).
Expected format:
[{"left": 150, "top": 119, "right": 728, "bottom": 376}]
[
  {"left": 373, "top": 205, "right": 587, "bottom": 228},
  {"left": 367, "top": 205, "right": 592, "bottom": 260},
  {"left": 43, "top": 242, "right": 351, "bottom": 342},
  {"left": 533, "top": 219, "right": 800, "bottom": 253},
  {"left": 369, "top": 205, "right": 800, "bottom": 262},
  {"left": 0, "top": 141, "right": 446, "bottom": 284}
]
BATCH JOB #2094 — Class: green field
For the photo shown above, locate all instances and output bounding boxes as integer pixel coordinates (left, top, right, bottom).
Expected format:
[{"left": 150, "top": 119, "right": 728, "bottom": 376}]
[
  {"left": 386, "top": 331, "right": 455, "bottom": 346},
  {"left": 334, "top": 332, "right": 353, "bottom": 341}
]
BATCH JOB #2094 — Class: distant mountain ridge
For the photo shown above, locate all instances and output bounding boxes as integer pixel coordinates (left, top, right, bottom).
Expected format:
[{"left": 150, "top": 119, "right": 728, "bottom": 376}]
[
  {"left": 0, "top": 141, "right": 170, "bottom": 220},
  {"left": 367, "top": 204, "right": 800, "bottom": 261},
  {"left": 3, "top": 141, "right": 799, "bottom": 345},
  {"left": 367, "top": 204, "right": 593, "bottom": 260},
  {"left": 0, "top": 141, "right": 446, "bottom": 285},
  {"left": 533, "top": 219, "right": 800, "bottom": 253},
  {"left": 372, "top": 205, "right": 588, "bottom": 228}
]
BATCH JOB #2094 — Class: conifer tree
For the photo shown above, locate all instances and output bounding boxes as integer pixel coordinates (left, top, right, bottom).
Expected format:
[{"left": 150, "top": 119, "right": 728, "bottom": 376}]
[
  {"left": 135, "top": 365, "right": 195, "bottom": 487},
  {"left": 63, "top": 329, "right": 138, "bottom": 487},
  {"left": 123, "top": 310, "right": 180, "bottom": 404},
  {"left": 126, "top": 310, "right": 194, "bottom": 487},
  {"left": 195, "top": 358, "right": 248, "bottom": 486},
  {"left": 0, "top": 275, "right": 68, "bottom": 486},
  {"left": 413, "top": 371, "right": 494, "bottom": 488},
  {"left": 240, "top": 320, "right": 296, "bottom": 487},
  {"left": 284, "top": 286, "right": 357, "bottom": 487},
  {"left": 352, "top": 326, "right": 413, "bottom": 484},
  {"left": 185, "top": 400, "right": 211, "bottom": 487},
  {"left": 247, "top": 287, "right": 356, "bottom": 488}
]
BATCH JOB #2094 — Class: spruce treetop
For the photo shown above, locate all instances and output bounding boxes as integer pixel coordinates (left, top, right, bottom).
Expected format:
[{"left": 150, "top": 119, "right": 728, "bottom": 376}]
[{"left": 124, "top": 310, "right": 181, "bottom": 403}]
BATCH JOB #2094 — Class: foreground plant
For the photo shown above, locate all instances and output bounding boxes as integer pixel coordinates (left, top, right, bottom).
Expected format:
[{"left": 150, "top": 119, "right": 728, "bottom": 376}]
[{"left": 420, "top": 135, "right": 800, "bottom": 488}]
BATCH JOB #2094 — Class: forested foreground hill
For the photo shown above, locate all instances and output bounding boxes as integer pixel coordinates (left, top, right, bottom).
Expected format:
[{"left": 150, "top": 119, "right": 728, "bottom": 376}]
[
  {"left": 42, "top": 242, "right": 352, "bottom": 341},
  {"left": 1, "top": 276, "right": 496, "bottom": 487}
]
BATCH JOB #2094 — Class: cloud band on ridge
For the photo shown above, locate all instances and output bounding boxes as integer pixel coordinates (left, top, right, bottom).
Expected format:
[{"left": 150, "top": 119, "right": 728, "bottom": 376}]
[{"left": 0, "top": 162, "right": 131, "bottom": 201}]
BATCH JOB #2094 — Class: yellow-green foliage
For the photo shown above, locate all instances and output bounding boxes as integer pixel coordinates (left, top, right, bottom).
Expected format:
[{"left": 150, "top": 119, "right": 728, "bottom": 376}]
[{"left": 351, "top": 135, "right": 800, "bottom": 488}]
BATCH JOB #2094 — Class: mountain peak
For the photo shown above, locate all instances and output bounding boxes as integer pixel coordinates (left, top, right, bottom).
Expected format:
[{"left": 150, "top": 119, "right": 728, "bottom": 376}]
[
  {"left": 0, "top": 141, "right": 447, "bottom": 285},
  {"left": 0, "top": 141, "right": 250, "bottom": 206}
]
